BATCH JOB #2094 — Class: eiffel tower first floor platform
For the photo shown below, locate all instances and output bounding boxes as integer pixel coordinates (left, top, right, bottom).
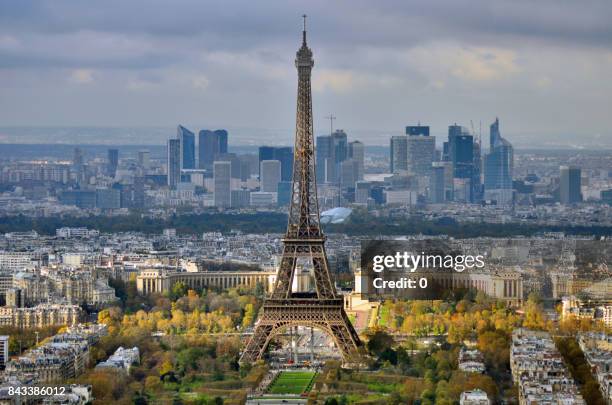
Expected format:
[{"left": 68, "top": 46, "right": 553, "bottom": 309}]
[{"left": 239, "top": 296, "right": 363, "bottom": 364}]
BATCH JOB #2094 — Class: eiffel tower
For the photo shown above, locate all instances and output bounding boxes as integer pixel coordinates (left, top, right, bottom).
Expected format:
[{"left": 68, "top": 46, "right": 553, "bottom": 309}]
[{"left": 240, "top": 16, "right": 362, "bottom": 364}]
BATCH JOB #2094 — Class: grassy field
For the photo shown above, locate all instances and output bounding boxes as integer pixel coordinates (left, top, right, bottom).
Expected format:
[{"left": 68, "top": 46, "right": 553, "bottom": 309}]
[
  {"left": 267, "top": 371, "right": 317, "bottom": 395},
  {"left": 377, "top": 303, "right": 390, "bottom": 327}
]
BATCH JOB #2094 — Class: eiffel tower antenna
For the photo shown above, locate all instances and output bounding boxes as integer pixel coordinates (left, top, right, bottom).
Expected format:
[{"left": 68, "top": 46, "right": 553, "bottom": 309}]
[{"left": 240, "top": 16, "right": 362, "bottom": 365}]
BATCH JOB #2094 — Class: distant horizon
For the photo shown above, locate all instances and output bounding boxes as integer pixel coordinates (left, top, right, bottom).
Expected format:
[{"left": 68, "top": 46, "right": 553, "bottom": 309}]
[{"left": 1, "top": 125, "right": 611, "bottom": 150}]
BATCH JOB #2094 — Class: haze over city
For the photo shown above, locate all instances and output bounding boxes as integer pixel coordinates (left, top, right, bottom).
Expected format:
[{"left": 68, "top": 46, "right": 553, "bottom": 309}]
[{"left": 1, "top": 0, "right": 612, "bottom": 147}]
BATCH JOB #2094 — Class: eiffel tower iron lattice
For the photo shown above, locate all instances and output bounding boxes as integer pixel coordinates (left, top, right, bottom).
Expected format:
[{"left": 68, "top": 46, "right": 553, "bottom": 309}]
[{"left": 240, "top": 16, "right": 363, "bottom": 364}]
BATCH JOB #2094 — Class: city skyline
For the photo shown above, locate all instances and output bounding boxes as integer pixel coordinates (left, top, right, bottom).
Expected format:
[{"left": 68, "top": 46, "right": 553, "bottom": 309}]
[{"left": 1, "top": 1, "right": 612, "bottom": 148}]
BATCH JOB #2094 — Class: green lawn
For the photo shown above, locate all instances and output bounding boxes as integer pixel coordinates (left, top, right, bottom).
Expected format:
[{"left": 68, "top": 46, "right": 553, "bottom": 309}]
[
  {"left": 267, "top": 371, "right": 317, "bottom": 394},
  {"left": 378, "top": 303, "right": 390, "bottom": 327}
]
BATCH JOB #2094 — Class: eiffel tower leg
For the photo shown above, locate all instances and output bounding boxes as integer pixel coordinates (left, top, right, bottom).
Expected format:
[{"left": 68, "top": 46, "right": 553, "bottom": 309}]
[
  {"left": 240, "top": 320, "right": 274, "bottom": 363},
  {"left": 324, "top": 308, "right": 362, "bottom": 359}
]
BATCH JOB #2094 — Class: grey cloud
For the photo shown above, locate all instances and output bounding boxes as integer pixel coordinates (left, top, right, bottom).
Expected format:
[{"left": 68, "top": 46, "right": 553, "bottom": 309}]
[
  {"left": 1, "top": 0, "right": 611, "bottom": 71},
  {"left": 0, "top": 0, "right": 611, "bottom": 144}
]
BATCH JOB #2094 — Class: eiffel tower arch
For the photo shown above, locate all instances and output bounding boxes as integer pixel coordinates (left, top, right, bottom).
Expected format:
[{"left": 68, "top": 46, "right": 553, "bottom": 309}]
[{"left": 240, "top": 16, "right": 363, "bottom": 364}]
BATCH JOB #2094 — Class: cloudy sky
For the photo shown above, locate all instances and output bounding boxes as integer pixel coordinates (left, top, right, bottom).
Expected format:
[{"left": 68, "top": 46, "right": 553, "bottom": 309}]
[{"left": 1, "top": 0, "right": 612, "bottom": 147}]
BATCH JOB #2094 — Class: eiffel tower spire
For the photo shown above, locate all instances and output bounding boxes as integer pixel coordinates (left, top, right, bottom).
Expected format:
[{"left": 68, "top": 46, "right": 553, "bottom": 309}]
[{"left": 240, "top": 17, "right": 363, "bottom": 365}]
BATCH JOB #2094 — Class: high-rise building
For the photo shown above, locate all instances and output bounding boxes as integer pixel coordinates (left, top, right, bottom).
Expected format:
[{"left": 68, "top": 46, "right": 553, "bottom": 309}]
[
  {"left": 199, "top": 129, "right": 228, "bottom": 170},
  {"left": 258, "top": 146, "right": 294, "bottom": 181},
  {"left": 260, "top": 160, "right": 281, "bottom": 193},
  {"left": 490, "top": 116, "right": 500, "bottom": 147},
  {"left": 138, "top": 150, "right": 150, "bottom": 170},
  {"left": 406, "top": 125, "right": 430, "bottom": 136},
  {"left": 472, "top": 140, "right": 482, "bottom": 203},
  {"left": 177, "top": 125, "right": 195, "bottom": 170},
  {"left": 448, "top": 125, "right": 474, "bottom": 201},
  {"left": 484, "top": 118, "right": 514, "bottom": 205},
  {"left": 73, "top": 147, "right": 83, "bottom": 170},
  {"left": 96, "top": 188, "right": 121, "bottom": 209},
  {"left": 238, "top": 154, "right": 257, "bottom": 181},
  {"left": 348, "top": 141, "right": 364, "bottom": 181},
  {"left": 213, "top": 161, "right": 231, "bottom": 207},
  {"left": 133, "top": 177, "right": 145, "bottom": 209},
  {"left": 277, "top": 181, "right": 292, "bottom": 207},
  {"left": 72, "top": 147, "right": 85, "bottom": 184},
  {"left": 430, "top": 164, "right": 447, "bottom": 203},
  {"left": 390, "top": 136, "right": 408, "bottom": 173},
  {"left": 107, "top": 149, "right": 119, "bottom": 178},
  {"left": 329, "top": 130, "right": 348, "bottom": 183},
  {"left": 355, "top": 181, "right": 371, "bottom": 204},
  {"left": 406, "top": 132, "right": 435, "bottom": 178},
  {"left": 448, "top": 125, "right": 473, "bottom": 179},
  {"left": 560, "top": 165, "right": 582, "bottom": 204},
  {"left": 316, "top": 135, "right": 331, "bottom": 183},
  {"left": 167, "top": 138, "right": 181, "bottom": 189},
  {"left": 339, "top": 159, "right": 358, "bottom": 189},
  {"left": 230, "top": 189, "right": 251, "bottom": 208},
  {"left": 216, "top": 153, "right": 241, "bottom": 179},
  {"left": 59, "top": 190, "right": 96, "bottom": 209},
  {"left": 316, "top": 130, "right": 348, "bottom": 184}
]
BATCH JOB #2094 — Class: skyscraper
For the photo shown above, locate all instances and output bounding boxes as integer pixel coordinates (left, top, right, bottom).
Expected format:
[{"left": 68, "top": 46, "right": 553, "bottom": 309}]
[
  {"left": 315, "top": 130, "right": 348, "bottom": 184},
  {"left": 406, "top": 125, "right": 430, "bottom": 136},
  {"left": 177, "top": 125, "right": 195, "bottom": 169},
  {"left": 448, "top": 125, "right": 473, "bottom": 178},
  {"left": 72, "top": 147, "right": 85, "bottom": 184},
  {"left": 448, "top": 125, "right": 474, "bottom": 201},
  {"left": 355, "top": 181, "right": 372, "bottom": 204},
  {"left": 138, "top": 150, "right": 150, "bottom": 170},
  {"left": 472, "top": 140, "right": 482, "bottom": 203},
  {"left": 107, "top": 148, "right": 119, "bottom": 178},
  {"left": 260, "top": 160, "right": 281, "bottom": 192},
  {"left": 277, "top": 181, "right": 292, "bottom": 207},
  {"left": 316, "top": 135, "right": 331, "bottom": 183},
  {"left": 484, "top": 118, "right": 514, "bottom": 205},
  {"left": 216, "top": 153, "right": 241, "bottom": 179},
  {"left": 560, "top": 165, "right": 582, "bottom": 204},
  {"left": 258, "top": 146, "right": 294, "bottom": 181},
  {"left": 213, "top": 161, "right": 231, "bottom": 207},
  {"left": 199, "top": 129, "right": 228, "bottom": 170},
  {"left": 167, "top": 138, "right": 181, "bottom": 189},
  {"left": 390, "top": 136, "right": 408, "bottom": 173},
  {"left": 231, "top": 189, "right": 251, "bottom": 208},
  {"left": 490, "top": 116, "right": 501, "bottom": 148},
  {"left": 406, "top": 126, "right": 435, "bottom": 178},
  {"left": 339, "top": 159, "right": 358, "bottom": 189},
  {"left": 430, "top": 164, "right": 447, "bottom": 203},
  {"left": 348, "top": 141, "right": 364, "bottom": 181},
  {"left": 329, "top": 129, "right": 348, "bottom": 183}
]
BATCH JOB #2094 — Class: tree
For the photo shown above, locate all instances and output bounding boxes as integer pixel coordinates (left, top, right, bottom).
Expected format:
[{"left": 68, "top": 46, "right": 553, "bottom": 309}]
[
  {"left": 365, "top": 329, "right": 395, "bottom": 357},
  {"left": 523, "top": 293, "right": 547, "bottom": 330},
  {"left": 242, "top": 303, "right": 256, "bottom": 328},
  {"left": 170, "top": 282, "right": 188, "bottom": 300}
]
